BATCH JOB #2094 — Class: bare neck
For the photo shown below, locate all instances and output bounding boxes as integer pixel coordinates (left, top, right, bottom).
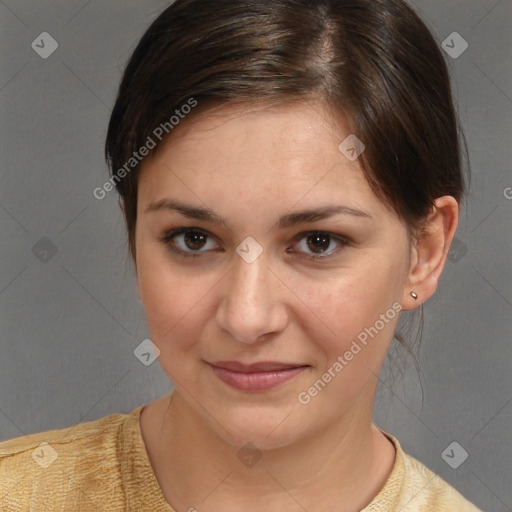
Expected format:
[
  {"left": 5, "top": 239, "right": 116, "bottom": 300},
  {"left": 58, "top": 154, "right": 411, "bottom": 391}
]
[{"left": 139, "top": 390, "right": 396, "bottom": 512}]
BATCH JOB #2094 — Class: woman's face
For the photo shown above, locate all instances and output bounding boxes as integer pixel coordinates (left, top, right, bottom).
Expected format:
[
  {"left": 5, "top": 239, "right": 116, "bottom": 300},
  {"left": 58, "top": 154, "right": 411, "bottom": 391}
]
[{"left": 135, "top": 101, "right": 413, "bottom": 449}]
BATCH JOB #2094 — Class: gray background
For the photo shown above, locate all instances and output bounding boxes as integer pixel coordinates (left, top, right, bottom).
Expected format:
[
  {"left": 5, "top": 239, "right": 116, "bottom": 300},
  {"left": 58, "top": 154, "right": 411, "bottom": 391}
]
[{"left": 0, "top": 1, "right": 510, "bottom": 511}]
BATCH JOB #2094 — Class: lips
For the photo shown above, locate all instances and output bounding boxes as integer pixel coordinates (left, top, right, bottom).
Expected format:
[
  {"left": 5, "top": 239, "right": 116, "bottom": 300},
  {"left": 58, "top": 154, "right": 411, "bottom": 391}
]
[
  {"left": 211, "top": 361, "right": 306, "bottom": 372},
  {"left": 207, "top": 361, "right": 309, "bottom": 391}
]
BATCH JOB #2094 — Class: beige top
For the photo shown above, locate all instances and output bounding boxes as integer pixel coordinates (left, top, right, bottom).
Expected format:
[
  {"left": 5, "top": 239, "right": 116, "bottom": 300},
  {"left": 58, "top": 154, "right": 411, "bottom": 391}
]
[{"left": 0, "top": 405, "right": 482, "bottom": 511}]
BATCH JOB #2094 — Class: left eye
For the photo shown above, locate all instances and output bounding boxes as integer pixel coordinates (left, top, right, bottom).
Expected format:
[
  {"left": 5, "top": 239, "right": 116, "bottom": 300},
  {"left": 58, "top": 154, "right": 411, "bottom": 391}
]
[
  {"left": 291, "top": 232, "right": 346, "bottom": 258},
  {"left": 159, "top": 228, "right": 347, "bottom": 259}
]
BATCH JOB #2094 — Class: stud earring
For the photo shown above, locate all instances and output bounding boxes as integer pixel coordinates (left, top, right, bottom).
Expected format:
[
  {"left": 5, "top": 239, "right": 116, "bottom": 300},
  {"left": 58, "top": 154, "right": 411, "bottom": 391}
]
[{"left": 410, "top": 292, "right": 418, "bottom": 300}]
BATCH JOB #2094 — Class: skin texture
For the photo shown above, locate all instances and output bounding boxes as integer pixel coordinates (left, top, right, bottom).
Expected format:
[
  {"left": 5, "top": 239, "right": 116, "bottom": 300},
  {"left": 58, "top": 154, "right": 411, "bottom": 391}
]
[{"left": 134, "top": 100, "right": 459, "bottom": 512}]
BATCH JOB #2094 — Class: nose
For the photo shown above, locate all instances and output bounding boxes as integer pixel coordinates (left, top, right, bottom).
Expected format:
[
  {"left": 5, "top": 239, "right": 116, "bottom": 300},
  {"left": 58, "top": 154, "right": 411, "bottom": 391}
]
[{"left": 215, "top": 251, "right": 289, "bottom": 344}]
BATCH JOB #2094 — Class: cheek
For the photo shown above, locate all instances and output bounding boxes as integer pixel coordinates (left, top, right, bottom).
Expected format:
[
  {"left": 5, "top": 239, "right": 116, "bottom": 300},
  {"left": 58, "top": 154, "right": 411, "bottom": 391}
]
[
  {"left": 136, "top": 250, "right": 210, "bottom": 353},
  {"left": 296, "top": 282, "right": 401, "bottom": 411},
  {"left": 303, "top": 254, "right": 405, "bottom": 368}
]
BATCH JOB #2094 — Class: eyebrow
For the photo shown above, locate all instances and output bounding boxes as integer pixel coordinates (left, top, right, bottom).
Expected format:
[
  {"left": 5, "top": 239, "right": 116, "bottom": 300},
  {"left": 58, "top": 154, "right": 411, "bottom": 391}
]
[{"left": 144, "top": 199, "right": 372, "bottom": 231}]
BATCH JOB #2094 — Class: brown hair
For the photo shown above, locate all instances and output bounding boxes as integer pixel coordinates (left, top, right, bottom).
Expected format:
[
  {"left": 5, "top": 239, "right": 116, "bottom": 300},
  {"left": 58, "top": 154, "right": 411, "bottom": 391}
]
[{"left": 105, "top": 0, "right": 467, "bottom": 262}]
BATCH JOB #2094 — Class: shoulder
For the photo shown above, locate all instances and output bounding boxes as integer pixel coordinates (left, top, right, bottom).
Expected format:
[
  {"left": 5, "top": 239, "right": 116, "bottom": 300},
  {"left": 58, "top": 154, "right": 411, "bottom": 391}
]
[
  {"left": 387, "top": 434, "right": 483, "bottom": 511},
  {"left": 0, "top": 407, "right": 141, "bottom": 511}
]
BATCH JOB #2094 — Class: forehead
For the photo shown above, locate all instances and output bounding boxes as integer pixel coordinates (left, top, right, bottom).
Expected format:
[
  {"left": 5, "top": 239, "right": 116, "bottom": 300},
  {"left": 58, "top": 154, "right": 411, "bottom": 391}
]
[{"left": 137, "top": 100, "right": 395, "bottom": 224}]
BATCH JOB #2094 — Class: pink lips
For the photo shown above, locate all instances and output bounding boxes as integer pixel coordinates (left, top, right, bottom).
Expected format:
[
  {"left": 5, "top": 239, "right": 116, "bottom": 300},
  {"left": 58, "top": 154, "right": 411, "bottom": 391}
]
[{"left": 208, "top": 361, "right": 309, "bottom": 391}]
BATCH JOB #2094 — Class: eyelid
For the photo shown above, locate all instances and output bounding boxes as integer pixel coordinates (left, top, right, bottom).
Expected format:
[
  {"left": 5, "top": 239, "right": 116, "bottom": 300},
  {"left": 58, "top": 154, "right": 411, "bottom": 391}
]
[
  {"left": 158, "top": 227, "right": 350, "bottom": 259},
  {"left": 157, "top": 227, "right": 221, "bottom": 258},
  {"left": 288, "top": 231, "right": 349, "bottom": 259}
]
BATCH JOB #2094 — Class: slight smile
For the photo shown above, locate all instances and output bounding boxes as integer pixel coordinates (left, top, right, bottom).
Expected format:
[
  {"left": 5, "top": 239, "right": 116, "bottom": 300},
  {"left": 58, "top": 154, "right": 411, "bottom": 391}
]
[{"left": 207, "top": 361, "right": 311, "bottom": 392}]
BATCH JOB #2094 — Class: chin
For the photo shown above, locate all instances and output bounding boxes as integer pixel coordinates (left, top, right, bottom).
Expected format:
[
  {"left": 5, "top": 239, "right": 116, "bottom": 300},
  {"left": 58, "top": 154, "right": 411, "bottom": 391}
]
[{"left": 206, "top": 406, "right": 309, "bottom": 451}]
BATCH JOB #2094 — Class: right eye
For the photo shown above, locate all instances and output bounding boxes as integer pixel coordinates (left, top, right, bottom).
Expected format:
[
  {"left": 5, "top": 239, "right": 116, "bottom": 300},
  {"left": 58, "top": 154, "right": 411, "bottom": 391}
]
[{"left": 158, "top": 227, "right": 221, "bottom": 258}]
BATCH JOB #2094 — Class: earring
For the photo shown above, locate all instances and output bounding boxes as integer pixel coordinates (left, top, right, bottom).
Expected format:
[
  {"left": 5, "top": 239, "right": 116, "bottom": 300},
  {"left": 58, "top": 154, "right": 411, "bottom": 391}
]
[{"left": 410, "top": 292, "right": 418, "bottom": 300}]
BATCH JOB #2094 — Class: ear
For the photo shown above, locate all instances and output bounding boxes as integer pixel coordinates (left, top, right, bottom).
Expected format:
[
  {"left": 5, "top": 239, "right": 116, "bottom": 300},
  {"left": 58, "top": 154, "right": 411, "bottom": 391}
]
[{"left": 401, "top": 196, "right": 459, "bottom": 311}]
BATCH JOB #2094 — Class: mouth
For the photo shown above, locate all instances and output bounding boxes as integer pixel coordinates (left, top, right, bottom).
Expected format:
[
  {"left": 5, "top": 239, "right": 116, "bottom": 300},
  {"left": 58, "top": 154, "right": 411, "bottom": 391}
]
[{"left": 207, "top": 361, "right": 310, "bottom": 391}]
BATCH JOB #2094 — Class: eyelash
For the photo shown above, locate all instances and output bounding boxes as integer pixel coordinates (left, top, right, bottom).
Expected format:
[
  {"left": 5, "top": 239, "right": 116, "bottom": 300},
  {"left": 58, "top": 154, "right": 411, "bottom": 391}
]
[{"left": 157, "top": 227, "right": 350, "bottom": 260}]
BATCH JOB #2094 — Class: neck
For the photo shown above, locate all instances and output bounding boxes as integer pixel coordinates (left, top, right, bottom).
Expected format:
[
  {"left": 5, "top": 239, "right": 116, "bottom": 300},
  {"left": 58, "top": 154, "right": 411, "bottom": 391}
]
[{"left": 144, "top": 384, "right": 395, "bottom": 512}]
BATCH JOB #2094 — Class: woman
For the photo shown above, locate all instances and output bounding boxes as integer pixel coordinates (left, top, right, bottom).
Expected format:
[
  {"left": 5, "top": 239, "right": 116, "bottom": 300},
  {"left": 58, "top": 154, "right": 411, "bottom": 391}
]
[{"left": 0, "top": 0, "right": 483, "bottom": 510}]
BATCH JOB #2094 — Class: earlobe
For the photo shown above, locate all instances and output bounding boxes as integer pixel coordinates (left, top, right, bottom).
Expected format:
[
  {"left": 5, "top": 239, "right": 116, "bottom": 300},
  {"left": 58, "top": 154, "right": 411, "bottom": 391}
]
[{"left": 402, "top": 196, "right": 459, "bottom": 311}]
